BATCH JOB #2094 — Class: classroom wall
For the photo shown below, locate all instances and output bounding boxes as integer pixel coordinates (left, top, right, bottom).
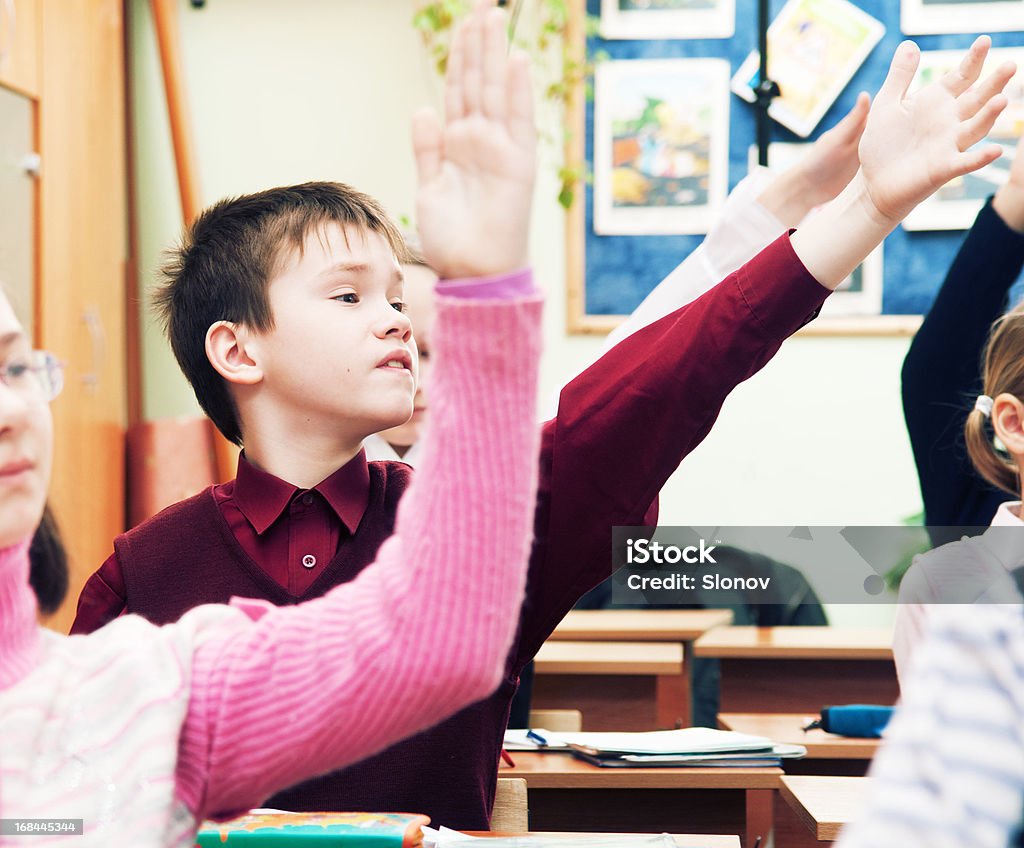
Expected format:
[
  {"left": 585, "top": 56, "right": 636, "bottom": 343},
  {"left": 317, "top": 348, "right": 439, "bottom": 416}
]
[{"left": 131, "top": 0, "right": 921, "bottom": 625}]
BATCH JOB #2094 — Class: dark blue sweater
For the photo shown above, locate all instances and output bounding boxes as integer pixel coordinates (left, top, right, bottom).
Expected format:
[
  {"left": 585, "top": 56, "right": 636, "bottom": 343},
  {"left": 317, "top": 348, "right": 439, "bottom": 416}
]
[{"left": 902, "top": 198, "right": 1024, "bottom": 546}]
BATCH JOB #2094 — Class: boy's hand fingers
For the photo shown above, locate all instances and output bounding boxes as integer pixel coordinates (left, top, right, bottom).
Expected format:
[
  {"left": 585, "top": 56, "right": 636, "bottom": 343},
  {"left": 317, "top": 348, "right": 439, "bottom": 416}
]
[
  {"left": 951, "top": 142, "right": 1003, "bottom": 180},
  {"left": 957, "top": 93, "right": 1008, "bottom": 151},
  {"left": 506, "top": 50, "right": 535, "bottom": 149},
  {"left": 877, "top": 41, "right": 921, "bottom": 105},
  {"left": 942, "top": 35, "right": 991, "bottom": 97},
  {"left": 462, "top": 7, "right": 485, "bottom": 115},
  {"left": 412, "top": 108, "right": 444, "bottom": 185},
  {"left": 446, "top": 20, "right": 466, "bottom": 121},
  {"left": 958, "top": 61, "right": 1016, "bottom": 120},
  {"left": 482, "top": 7, "right": 508, "bottom": 122}
]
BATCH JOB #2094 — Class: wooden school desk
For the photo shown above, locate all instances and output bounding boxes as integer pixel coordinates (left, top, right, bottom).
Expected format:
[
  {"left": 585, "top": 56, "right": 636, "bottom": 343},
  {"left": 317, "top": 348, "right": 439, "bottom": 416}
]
[
  {"left": 533, "top": 610, "right": 734, "bottom": 729},
  {"left": 718, "top": 713, "right": 880, "bottom": 776},
  {"left": 776, "top": 775, "right": 870, "bottom": 846},
  {"left": 693, "top": 627, "right": 898, "bottom": 714},
  {"left": 467, "top": 832, "right": 740, "bottom": 847},
  {"left": 500, "top": 751, "right": 780, "bottom": 848}
]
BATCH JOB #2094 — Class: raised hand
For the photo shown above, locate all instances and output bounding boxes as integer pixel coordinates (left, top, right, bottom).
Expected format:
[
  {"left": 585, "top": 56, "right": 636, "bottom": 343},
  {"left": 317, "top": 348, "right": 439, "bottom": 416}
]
[
  {"left": 858, "top": 37, "right": 1015, "bottom": 226},
  {"left": 992, "top": 133, "right": 1024, "bottom": 233},
  {"left": 412, "top": 0, "right": 537, "bottom": 280},
  {"left": 758, "top": 92, "right": 870, "bottom": 227}
]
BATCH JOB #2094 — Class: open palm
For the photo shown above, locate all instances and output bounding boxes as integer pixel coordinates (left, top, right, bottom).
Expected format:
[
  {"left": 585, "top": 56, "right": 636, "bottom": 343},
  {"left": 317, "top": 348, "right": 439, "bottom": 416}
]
[
  {"left": 859, "top": 37, "right": 1015, "bottom": 225},
  {"left": 413, "top": 3, "right": 537, "bottom": 280}
]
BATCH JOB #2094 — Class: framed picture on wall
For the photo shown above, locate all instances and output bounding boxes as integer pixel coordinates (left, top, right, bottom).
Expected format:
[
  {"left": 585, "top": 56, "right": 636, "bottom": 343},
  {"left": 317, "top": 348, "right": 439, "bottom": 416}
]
[
  {"left": 903, "top": 47, "right": 1024, "bottom": 231},
  {"left": 600, "top": 0, "right": 735, "bottom": 40},
  {"left": 593, "top": 58, "right": 730, "bottom": 235},
  {"left": 901, "top": 0, "right": 1024, "bottom": 35},
  {"left": 731, "top": 0, "right": 885, "bottom": 137},
  {"left": 748, "top": 143, "right": 884, "bottom": 316}
]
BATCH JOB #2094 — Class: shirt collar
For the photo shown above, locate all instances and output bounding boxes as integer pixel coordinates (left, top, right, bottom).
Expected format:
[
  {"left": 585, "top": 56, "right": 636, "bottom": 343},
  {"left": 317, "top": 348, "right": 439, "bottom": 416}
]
[
  {"left": 980, "top": 501, "right": 1024, "bottom": 571},
  {"left": 234, "top": 450, "right": 371, "bottom": 535}
]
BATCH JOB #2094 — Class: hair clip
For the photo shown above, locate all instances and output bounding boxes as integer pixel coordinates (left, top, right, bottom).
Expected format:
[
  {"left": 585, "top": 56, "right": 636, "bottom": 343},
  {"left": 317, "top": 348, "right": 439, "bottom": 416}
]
[{"left": 975, "top": 394, "right": 994, "bottom": 418}]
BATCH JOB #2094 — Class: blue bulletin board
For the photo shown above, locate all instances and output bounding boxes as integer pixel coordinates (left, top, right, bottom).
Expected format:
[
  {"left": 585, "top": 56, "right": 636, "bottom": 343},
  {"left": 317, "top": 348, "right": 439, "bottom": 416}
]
[{"left": 567, "top": 0, "right": 1024, "bottom": 333}]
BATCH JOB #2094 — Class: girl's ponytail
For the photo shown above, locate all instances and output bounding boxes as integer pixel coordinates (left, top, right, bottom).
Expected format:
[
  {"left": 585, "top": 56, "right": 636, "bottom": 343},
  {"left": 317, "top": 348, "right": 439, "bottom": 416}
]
[{"left": 964, "top": 305, "right": 1024, "bottom": 496}]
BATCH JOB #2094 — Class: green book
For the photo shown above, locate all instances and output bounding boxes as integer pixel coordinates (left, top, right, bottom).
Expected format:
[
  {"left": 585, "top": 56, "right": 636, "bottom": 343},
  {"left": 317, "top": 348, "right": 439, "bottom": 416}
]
[{"left": 195, "top": 812, "right": 430, "bottom": 847}]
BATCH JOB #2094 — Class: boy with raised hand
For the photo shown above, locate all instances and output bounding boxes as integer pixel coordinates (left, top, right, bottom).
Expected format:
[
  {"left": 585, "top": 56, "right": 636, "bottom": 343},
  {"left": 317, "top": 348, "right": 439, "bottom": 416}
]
[{"left": 74, "top": 31, "right": 1013, "bottom": 830}]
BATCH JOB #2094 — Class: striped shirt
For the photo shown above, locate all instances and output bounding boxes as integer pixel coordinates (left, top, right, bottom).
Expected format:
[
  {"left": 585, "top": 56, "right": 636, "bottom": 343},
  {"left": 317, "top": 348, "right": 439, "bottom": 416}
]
[{"left": 837, "top": 601, "right": 1024, "bottom": 848}]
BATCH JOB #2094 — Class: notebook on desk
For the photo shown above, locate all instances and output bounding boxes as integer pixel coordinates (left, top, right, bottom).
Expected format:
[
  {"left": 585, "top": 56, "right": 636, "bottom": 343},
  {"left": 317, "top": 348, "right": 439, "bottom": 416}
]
[
  {"left": 504, "top": 728, "right": 805, "bottom": 768},
  {"left": 195, "top": 811, "right": 430, "bottom": 846}
]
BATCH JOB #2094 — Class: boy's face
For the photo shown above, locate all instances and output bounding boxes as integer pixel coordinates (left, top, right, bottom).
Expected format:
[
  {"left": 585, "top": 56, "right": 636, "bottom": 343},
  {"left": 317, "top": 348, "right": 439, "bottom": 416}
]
[
  {"left": 376, "top": 262, "right": 438, "bottom": 451},
  {"left": 250, "top": 224, "right": 418, "bottom": 443},
  {"left": 0, "top": 293, "right": 52, "bottom": 549}
]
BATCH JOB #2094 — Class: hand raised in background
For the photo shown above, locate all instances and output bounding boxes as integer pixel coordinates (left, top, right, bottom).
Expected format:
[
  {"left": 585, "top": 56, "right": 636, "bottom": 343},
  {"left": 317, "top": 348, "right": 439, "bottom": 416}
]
[
  {"left": 412, "top": 0, "right": 536, "bottom": 281},
  {"left": 758, "top": 92, "right": 871, "bottom": 227}
]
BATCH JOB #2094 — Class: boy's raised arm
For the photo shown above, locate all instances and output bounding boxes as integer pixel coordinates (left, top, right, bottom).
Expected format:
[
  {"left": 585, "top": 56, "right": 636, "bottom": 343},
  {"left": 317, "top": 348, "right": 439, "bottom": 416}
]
[{"left": 173, "top": 2, "right": 545, "bottom": 819}]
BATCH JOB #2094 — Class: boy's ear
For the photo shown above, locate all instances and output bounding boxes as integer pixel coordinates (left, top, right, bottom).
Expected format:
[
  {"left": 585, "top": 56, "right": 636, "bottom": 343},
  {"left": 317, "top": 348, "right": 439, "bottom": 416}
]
[
  {"left": 991, "top": 393, "right": 1024, "bottom": 456},
  {"left": 205, "top": 321, "right": 263, "bottom": 386}
]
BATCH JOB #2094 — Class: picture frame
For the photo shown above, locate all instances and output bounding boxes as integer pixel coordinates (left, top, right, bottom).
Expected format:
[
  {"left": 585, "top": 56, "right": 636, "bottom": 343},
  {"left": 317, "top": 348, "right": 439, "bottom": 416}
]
[
  {"left": 593, "top": 58, "right": 731, "bottom": 236},
  {"left": 900, "top": 0, "right": 1024, "bottom": 35},
  {"left": 599, "top": 0, "right": 735, "bottom": 41},
  {"left": 730, "top": 0, "right": 885, "bottom": 138}
]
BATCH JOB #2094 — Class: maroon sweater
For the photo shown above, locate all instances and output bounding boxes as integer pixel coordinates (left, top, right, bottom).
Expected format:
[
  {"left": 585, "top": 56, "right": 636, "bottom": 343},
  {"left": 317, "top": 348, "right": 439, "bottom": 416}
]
[{"left": 74, "top": 236, "right": 827, "bottom": 829}]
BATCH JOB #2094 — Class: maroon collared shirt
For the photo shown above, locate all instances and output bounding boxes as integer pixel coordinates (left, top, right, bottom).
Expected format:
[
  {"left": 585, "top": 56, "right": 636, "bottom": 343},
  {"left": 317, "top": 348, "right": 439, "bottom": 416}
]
[
  {"left": 212, "top": 451, "right": 371, "bottom": 597},
  {"left": 70, "top": 450, "right": 375, "bottom": 630}
]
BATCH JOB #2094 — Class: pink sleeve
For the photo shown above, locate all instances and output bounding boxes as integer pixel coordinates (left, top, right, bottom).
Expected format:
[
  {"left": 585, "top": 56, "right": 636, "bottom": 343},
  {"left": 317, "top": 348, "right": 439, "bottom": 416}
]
[
  {"left": 174, "top": 287, "right": 543, "bottom": 820},
  {"left": 892, "top": 602, "right": 929, "bottom": 687}
]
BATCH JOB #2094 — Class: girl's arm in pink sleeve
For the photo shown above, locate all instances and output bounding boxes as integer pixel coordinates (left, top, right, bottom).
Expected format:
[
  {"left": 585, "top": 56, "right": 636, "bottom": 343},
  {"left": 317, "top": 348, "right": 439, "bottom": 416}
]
[{"left": 175, "top": 287, "right": 542, "bottom": 820}]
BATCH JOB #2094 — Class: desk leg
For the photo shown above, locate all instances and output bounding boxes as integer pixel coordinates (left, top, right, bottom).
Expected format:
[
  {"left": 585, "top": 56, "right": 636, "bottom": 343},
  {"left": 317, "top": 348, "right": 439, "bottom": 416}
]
[
  {"left": 656, "top": 674, "right": 690, "bottom": 729},
  {"left": 655, "top": 643, "right": 691, "bottom": 729},
  {"left": 745, "top": 789, "right": 773, "bottom": 848}
]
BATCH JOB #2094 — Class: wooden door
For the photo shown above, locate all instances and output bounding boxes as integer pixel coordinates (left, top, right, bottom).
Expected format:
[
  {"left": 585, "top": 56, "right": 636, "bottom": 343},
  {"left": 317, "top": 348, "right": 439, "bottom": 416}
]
[{"left": 37, "top": 0, "right": 126, "bottom": 632}]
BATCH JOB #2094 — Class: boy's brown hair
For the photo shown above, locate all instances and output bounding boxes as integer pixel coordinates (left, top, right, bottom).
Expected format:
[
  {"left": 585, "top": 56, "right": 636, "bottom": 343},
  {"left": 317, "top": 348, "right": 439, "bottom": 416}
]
[{"left": 154, "top": 181, "right": 409, "bottom": 446}]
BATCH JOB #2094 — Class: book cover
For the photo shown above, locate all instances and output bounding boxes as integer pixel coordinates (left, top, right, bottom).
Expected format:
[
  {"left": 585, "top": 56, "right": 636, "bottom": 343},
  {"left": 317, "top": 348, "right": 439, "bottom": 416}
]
[{"left": 195, "top": 812, "right": 430, "bottom": 846}]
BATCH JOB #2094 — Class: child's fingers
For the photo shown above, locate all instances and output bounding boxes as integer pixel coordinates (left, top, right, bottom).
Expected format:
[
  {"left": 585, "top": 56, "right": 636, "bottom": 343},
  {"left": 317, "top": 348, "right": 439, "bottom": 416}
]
[
  {"left": 942, "top": 35, "right": 991, "bottom": 97},
  {"left": 446, "top": 19, "right": 466, "bottom": 121},
  {"left": 951, "top": 142, "right": 1003, "bottom": 180},
  {"left": 506, "top": 49, "right": 536, "bottom": 149},
  {"left": 957, "top": 93, "right": 1008, "bottom": 152},
  {"left": 462, "top": 8, "right": 485, "bottom": 115},
  {"left": 837, "top": 92, "right": 871, "bottom": 140},
  {"left": 957, "top": 61, "right": 1016, "bottom": 120},
  {"left": 412, "top": 108, "right": 444, "bottom": 185},
  {"left": 876, "top": 41, "right": 921, "bottom": 106},
  {"left": 481, "top": 7, "right": 508, "bottom": 122}
]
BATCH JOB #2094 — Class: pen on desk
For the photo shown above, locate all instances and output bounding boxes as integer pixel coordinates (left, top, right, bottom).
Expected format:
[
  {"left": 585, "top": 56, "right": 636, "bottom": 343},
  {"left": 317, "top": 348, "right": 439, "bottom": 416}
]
[
  {"left": 500, "top": 748, "right": 515, "bottom": 768},
  {"left": 526, "top": 729, "right": 548, "bottom": 747}
]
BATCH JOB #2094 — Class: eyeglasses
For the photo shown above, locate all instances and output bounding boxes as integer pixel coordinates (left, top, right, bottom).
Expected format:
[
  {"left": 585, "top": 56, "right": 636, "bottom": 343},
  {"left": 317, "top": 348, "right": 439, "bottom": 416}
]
[{"left": 0, "top": 351, "right": 65, "bottom": 402}]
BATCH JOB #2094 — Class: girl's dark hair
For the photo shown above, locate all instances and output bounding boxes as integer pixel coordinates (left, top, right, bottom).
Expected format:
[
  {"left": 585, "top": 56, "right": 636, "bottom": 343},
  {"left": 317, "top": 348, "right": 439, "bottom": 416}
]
[{"left": 29, "top": 504, "right": 68, "bottom": 615}]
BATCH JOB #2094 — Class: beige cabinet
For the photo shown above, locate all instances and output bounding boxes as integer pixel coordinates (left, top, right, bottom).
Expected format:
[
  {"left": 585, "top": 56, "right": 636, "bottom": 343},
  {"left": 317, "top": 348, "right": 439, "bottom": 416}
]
[
  {"left": 0, "top": 85, "right": 35, "bottom": 334},
  {"left": 0, "top": 0, "right": 40, "bottom": 98}
]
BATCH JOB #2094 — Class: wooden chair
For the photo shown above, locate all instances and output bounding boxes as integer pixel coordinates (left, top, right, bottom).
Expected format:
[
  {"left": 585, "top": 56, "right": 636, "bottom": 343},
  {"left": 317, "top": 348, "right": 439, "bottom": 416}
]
[
  {"left": 528, "top": 708, "right": 582, "bottom": 732},
  {"left": 491, "top": 777, "right": 529, "bottom": 831}
]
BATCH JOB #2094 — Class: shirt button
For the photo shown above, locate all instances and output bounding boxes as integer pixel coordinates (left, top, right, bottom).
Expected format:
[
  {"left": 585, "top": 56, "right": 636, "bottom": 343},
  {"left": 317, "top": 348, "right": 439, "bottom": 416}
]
[
  {"left": 302, "top": 493, "right": 314, "bottom": 506},
  {"left": 302, "top": 554, "right": 317, "bottom": 569}
]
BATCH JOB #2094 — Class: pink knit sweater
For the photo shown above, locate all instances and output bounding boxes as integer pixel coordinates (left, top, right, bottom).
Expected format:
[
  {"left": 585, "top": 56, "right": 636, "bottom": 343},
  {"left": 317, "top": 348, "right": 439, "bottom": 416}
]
[{"left": 0, "top": 277, "right": 542, "bottom": 844}]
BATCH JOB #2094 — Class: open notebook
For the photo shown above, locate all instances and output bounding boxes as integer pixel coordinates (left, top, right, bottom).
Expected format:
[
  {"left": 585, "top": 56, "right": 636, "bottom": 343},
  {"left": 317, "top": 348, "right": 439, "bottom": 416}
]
[{"left": 503, "top": 727, "right": 805, "bottom": 767}]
